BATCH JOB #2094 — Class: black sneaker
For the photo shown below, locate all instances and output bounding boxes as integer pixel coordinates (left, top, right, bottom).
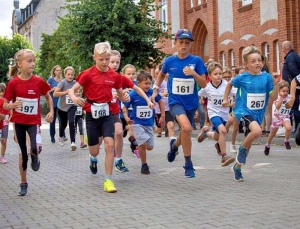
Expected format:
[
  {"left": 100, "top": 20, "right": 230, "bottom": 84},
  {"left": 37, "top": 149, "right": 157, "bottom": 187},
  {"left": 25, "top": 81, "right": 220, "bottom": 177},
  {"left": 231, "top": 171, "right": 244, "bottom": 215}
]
[
  {"left": 284, "top": 141, "right": 291, "bottom": 149},
  {"left": 141, "top": 164, "right": 150, "bottom": 175},
  {"left": 115, "top": 159, "right": 129, "bottom": 173},
  {"left": 264, "top": 145, "right": 270, "bottom": 155},
  {"left": 295, "top": 123, "right": 300, "bottom": 145},
  {"left": 18, "top": 183, "right": 28, "bottom": 196},
  {"left": 31, "top": 155, "right": 40, "bottom": 171},
  {"left": 90, "top": 156, "right": 98, "bottom": 174},
  {"left": 214, "top": 142, "right": 222, "bottom": 156}
]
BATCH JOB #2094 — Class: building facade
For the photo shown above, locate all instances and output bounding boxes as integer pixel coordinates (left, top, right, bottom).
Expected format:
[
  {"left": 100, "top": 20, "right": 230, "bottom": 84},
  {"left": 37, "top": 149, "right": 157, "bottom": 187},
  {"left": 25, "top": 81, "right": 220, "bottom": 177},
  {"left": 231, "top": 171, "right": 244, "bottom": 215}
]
[
  {"left": 155, "top": 0, "right": 300, "bottom": 73},
  {"left": 11, "top": 0, "right": 68, "bottom": 52}
]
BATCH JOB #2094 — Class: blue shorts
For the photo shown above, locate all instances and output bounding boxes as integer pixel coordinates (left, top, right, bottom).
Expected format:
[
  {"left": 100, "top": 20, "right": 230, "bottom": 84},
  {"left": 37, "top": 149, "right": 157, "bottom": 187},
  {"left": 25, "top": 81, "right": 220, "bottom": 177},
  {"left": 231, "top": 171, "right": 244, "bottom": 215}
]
[
  {"left": 210, "top": 116, "right": 227, "bottom": 134},
  {"left": 169, "top": 104, "right": 196, "bottom": 126}
]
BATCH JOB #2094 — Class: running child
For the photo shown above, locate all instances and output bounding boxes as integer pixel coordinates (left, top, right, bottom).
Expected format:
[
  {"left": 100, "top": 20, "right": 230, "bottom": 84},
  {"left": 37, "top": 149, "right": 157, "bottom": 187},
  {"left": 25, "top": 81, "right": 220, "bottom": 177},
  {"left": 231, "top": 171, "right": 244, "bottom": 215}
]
[{"left": 75, "top": 87, "right": 87, "bottom": 148}]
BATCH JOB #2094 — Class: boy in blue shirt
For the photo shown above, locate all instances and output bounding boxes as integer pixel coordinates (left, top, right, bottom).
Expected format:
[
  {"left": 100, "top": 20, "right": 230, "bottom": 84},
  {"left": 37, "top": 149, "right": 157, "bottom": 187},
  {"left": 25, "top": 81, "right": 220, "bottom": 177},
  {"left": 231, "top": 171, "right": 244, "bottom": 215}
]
[
  {"left": 123, "top": 71, "right": 165, "bottom": 175},
  {"left": 222, "top": 45, "right": 279, "bottom": 182},
  {"left": 152, "top": 29, "right": 207, "bottom": 178}
]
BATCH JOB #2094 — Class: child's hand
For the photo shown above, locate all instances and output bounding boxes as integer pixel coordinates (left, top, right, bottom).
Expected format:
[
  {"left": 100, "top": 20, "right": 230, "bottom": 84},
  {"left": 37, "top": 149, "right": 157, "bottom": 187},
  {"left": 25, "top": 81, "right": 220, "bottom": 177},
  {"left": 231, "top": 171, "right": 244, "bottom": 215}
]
[
  {"left": 183, "top": 66, "right": 195, "bottom": 76},
  {"left": 159, "top": 116, "right": 165, "bottom": 128},
  {"left": 123, "top": 93, "right": 130, "bottom": 102},
  {"left": 126, "top": 118, "right": 134, "bottom": 125},
  {"left": 199, "top": 97, "right": 205, "bottom": 106},
  {"left": 147, "top": 101, "right": 154, "bottom": 109},
  {"left": 222, "top": 99, "right": 229, "bottom": 107},
  {"left": 45, "top": 111, "right": 54, "bottom": 123},
  {"left": 272, "top": 73, "right": 280, "bottom": 84},
  {"left": 13, "top": 100, "right": 23, "bottom": 110},
  {"left": 73, "top": 97, "right": 86, "bottom": 107},
  {"left": 285, "top": 97, "right": 295, "bottom": 109}
]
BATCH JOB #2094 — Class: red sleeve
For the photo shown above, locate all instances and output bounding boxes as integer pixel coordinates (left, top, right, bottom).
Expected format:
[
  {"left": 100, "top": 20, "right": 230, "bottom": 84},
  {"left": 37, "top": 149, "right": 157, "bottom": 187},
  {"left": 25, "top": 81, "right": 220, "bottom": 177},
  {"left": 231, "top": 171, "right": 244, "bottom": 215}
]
[
  {"left": 114, "top": 73, "right": 122, "bottom": 89},
  {"left": 121, "top": 75, "right": 135, "bottom": 88},
  {"left": 4, "top": 80, "right": 15, "bottom": 102},
  {"left": 76, "top": 67, "right": 91, "bottom": 86},
  {"left": 39, "top": 78, "right": 51, "bottom": 95}
]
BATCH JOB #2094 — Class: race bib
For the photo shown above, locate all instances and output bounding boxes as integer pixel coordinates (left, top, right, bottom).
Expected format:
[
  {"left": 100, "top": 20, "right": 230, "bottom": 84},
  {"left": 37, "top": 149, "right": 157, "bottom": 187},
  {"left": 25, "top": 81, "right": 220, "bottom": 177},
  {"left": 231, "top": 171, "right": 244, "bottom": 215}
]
[
  {"left": 172, "top": 78, "right": 194, "bottom": 95},
  {"left": 247, "top": 93, "right": 265, "bottom": 110},
  {"left": 136, "top": 106, "right": 153, "bottom": 119},
  {"left": 211, "top": 95, "right": 224, "bottom": 107},
  {"left": 111, "top": 89, "right": 117, "bottom": 103},
  {"left": 76, "top": 107, "right": 83, "bottom": 116},
  {"left": 91, "top": 103, "right": 109, "bottom": 119},
  {"left": 16, "top": 97, "right": 38, "bottom": 115},
  {"left": 279, "top": 103, "right": 290, "bottom": 115},
  {"left": 66, "top": 95, "right": 74, "bottom": 104}
]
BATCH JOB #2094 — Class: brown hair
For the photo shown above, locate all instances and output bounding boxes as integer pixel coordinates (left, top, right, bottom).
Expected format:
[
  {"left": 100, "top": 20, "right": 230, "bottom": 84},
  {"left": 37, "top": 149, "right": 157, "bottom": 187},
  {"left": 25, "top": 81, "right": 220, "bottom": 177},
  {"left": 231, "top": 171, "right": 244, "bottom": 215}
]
[
  {"left": 136, "top": 70, "right": 152, "bottom": 82},
  {"left": 222, "top": 67, "right": 232, "bottom": 76},
  {"left": 0, "top": 83, "right": 6, "bottom": 92},
  {"left": 51, "top": 65, "right": 62, "bottom": 77},
  {"left": 207, "top": 62, "right": 222, "bottom": 75},
  {"left": 278, "top": 80, "right": 290, "bottom": 91},
  {"left": 8, "top": 49, "right": 35, "bottom": 77},
  {"left": 235, "top": 67, "right": 245, "bottom": 75}
]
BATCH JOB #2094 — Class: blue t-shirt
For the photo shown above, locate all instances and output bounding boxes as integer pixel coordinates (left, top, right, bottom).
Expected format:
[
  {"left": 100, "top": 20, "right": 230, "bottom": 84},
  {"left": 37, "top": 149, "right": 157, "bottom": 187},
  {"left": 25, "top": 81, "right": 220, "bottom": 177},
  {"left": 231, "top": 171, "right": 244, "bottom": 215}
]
[
  {"left": 231, "top": 71, "right": 274, "bottom": 125},
  {"left": 47, "top": 77, "right": 59, "bottom": 108},
  {"left": 123, "top": 88, "right": 161, "bottom": 126},
  {"left": 162, "top": 54, "right": 207, "bottom": 110},
  {"left": 119, "top": 80, "right": 138, "bottom": 118}
]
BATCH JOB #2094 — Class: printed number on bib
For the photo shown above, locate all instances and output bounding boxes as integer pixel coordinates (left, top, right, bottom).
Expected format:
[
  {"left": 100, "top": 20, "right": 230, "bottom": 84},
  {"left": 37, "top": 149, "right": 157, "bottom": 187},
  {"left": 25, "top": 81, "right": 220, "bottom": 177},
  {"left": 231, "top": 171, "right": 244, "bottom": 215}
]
[
  {"left": 172, "top": 78, "right": 194, "bottom": 95},
  {"left": 91, "top": 103, "right": 109, "bottom": 119},
  {"left": 16, "top": 97, "right": 38, "bottom": 115},
  {"left": 136, "top": 106, "right": 153, "bottom": 119},
  {"left": 247, "top": 93, "right": 265, "bottom": 110},
  {"left": 279, "top": 104, "right": 290, "bottom": 115},
  {"left": 76, "top": 107, "right": 82, "bottom": 116},
  {"left": 211, "top": 95, "right": 224, "bottom": 107},
  {"left": 66, "top": 95, "right": 74, "bottom": 104}
]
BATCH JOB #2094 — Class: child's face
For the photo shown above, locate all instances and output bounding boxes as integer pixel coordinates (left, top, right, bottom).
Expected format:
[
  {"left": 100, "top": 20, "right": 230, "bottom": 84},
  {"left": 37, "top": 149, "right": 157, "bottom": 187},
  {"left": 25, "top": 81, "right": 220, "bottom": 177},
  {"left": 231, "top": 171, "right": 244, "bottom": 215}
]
[
  {"left": 279, "top": 86, "right": 289, "bottom": 97},
  {"left": 75, "top": 90, "right": 83, "bottom": 97},
  {"left": 138, "top": 78, "right": 152, "bottom": 92},
  {"left": 65, "top": 70, "right": 74, "bottom": 81},
  {"left": 124, "top": 67, "right": 136, "bottom": 80},
  {"left": 222, "top": 72, "right": 232, "bottom": 82},
  {"left": 19, "top": 52, "right": 35, "bottom": 74},
  {"left": 109, "top": 55, "right": 120, "bottom": 72},
  {"left": 93, "top": 53, "right": 110, "bottom": 71},
  {"left": 210, "top": 67, "right": 223, "bottom": 84},
  {"left": 0, "top": 91, "right": 4, "bottom": 98},
  {"left": 244, "top": 53, "right": 262, "bottom": 75},
  {"left": 174, "top": 38, "right": 192, "bottom": 56}
]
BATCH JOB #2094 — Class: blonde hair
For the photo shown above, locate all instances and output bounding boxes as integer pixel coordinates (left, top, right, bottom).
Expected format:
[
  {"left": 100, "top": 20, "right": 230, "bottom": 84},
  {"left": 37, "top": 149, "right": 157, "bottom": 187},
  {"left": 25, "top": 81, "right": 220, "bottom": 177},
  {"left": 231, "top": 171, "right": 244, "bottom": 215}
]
[
  {"left": 207, "top": 62, "right": 222, "bottom": 75},
  {"left": 94, "top": 41, "right": 111, "bottom": 55},
  {"left": 278, "top": 80, "right": 290, "bottom": 91},
  {"left": 8, "top": 49, "right": 35, "bottom": 77},
  {"left": 111, "top": 50, "right": 121, "bottom": 58},
  {"left": 64, "top": 66, "right": 75, "bottom": 76},
  {"left": 242, "top": 46, "right": 262, "bottom": 62},
  {"left": 121, "top": 64, "right": 136, "bottom": 74},
  {"left": 222, "top": 67, "right": 232, "bottom": 76},
  {"left": 51, "top": 65, "right": 61, "bottom": 77}
]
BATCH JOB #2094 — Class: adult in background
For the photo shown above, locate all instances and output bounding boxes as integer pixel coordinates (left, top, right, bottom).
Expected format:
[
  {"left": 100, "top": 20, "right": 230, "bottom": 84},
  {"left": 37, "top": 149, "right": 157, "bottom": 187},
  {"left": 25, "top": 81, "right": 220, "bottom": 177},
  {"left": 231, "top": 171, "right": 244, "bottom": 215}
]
[
  {"left": 47, "top": 65, "right": 66, "bottom": 143},
  {"left": 282, "top": 41, "right": 300, "bottom": 83}
]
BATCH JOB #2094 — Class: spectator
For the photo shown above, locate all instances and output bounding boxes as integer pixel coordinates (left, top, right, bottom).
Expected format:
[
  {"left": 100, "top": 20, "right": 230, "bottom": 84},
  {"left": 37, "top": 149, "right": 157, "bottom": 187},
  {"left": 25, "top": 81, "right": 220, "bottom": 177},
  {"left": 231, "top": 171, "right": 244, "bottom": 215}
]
[{"left": 282, "top": 41, "right": 300, "bottom": 83}]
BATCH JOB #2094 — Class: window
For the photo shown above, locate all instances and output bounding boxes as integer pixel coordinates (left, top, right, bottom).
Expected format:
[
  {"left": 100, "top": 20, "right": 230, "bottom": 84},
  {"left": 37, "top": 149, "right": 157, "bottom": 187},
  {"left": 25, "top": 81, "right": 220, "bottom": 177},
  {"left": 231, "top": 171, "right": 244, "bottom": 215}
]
[
  {"left": 264, "top": 43, "right": 270, "bottom": 63},
  {"left": 198, "top": 0, "right": 202, "bottom": 5},
  {"left": 242, "top": 0, "right": 252, "bottom": 6},
  {"left": 190, "top": 0, "right": 194, "bottom": 8},
  {"left": 230, "top": 50, "right": 235, "bottom": 67},
  {"left": 160, "top": 0, "right": 168, "bottom": 31},
  {"left": 221, "top": 52, "right": 226, "bottom": 68},
  {"left": 276, "top": 41, "right": 280, "bottom": 74}
]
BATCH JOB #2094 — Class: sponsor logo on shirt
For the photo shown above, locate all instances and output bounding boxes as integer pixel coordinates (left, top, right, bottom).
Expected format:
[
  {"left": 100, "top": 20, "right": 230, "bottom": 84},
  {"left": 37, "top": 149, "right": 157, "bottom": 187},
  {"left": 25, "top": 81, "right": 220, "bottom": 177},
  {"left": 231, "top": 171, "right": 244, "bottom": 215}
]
[
  {"left": 28, "top": 90, "right": 36, "bottom": 95},
  {"left": 105, "top": 80, "right": 114, "bottom": 84},
  {"left": 188, "top": 64, "right": 195, "bottom": 70}
]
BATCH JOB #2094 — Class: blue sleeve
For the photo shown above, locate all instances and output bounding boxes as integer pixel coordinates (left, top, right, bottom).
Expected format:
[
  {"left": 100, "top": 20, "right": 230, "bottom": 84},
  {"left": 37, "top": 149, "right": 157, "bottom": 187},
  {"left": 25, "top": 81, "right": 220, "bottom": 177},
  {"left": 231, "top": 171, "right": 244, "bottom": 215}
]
[
  {"left": 266, "top": 74, "right": 274, "bottom": 94},
  {"left": 161, "top": 58, "right": 169, "bottom": 74},
  {"left": 231, "top": 75, "right": 242, "bottom": 88}
]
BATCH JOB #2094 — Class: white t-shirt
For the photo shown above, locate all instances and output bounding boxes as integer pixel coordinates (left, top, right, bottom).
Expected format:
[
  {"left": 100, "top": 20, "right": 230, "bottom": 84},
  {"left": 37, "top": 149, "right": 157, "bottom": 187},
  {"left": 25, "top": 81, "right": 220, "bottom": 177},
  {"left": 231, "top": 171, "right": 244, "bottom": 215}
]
[
  {"left": 154, "top": 80, "right": 169, "bottom": 113},
  {"left": 198, "top": 79, "right": 234, "bottom": 121}
]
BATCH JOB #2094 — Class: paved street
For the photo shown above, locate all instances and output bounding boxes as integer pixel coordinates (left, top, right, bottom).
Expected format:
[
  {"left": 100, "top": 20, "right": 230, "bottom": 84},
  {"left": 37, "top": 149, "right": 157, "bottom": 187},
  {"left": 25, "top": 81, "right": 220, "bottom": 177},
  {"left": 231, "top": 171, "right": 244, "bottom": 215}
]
[{"left": 1, "top": 123, "right": 300, "bottom": 229}]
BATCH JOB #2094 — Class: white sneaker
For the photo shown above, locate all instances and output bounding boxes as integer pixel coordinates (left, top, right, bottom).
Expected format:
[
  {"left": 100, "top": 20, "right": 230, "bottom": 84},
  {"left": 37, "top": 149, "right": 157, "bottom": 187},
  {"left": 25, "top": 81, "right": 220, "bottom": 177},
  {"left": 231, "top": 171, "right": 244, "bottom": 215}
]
[
  {"left": 71, "top": 142, "right": 77, "bottom": 151},
  {"left": 59, "top": 137, "right": 64, "bottom": 147},
  {"left": 230, "top": 143, "right": 237, "bottom": 153}
]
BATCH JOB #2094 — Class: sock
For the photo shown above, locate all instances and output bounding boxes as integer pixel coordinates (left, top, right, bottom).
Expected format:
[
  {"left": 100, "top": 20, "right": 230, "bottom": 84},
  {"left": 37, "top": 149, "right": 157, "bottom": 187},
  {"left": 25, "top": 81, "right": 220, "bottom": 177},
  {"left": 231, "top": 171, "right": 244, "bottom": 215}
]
[
  {"left": 142, "top": 163, "right": 148, "bottom": 167},
  {"left": 234, "top": 163, "right": 241, "bottom": 170},
  {"left": 221, "top": 153, "right": 226, "bottom": 158},
  {"left": 115, "top": 157, "right": 121, "bottom": 164},
  {"left": 90, "top": 155, "right": 97, "bottom": 161},
  {"left": 265, "top": 143, "right": 270, "bottom": 147},
  {"left": 105, "top": 175, "right": 112, "bottom": 181},
  {"left": 203, "top": 131, "right": 208, "bottom": 138},
  {"left": 184, "top": 155, "right": 192, "bottom": 164},
  {"left": 284, "top": 139, "right": 288, "bottom": 143}
]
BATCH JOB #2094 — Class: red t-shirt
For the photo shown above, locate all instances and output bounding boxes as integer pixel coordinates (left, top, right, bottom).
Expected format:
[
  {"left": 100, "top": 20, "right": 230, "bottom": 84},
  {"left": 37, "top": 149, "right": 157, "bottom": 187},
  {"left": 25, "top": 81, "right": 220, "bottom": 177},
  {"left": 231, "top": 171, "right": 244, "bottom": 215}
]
[
  {"left": 76, "top": 66, "right": 122, "bottom": 113},
  {"left": 0, "top": 99, "right": 6, "bottom": 129},
  {"left": 4, "top": 75, "right": 51, "bottom": 125},
  {"left": 110, "top": 75, "right": 135, "bottom": 114}
]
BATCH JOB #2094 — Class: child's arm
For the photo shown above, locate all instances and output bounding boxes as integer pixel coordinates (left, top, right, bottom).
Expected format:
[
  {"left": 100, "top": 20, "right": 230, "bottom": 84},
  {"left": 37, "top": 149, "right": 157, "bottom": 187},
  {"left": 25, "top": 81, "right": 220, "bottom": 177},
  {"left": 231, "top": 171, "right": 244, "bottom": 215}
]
[
  {"left": 53, "top": 87, "right": 68, "bottom": 97},
  {"left": 269, "top": 73, "right": 280, "bottom": 100},
  {"left": 158, "top": 100, "right": 165, "bottom": 128},
  {"left": 222, "top": 81, "right": 233, "bottom": 107},
  {"left": 116, "top": 88, "right": 130, "bottom": 103},
  {"left": 152, "top": 72, "right": 166, "bottom": 100},
  {"left": 285, "top": 79, "right": 296, "bottom": 109},
  {"left": 132, "top": 85, "right": 154, "bottom": 109},
  {"left": 3, "top": 99, "right": 22, "bottom": 111},
  {"left": 68, "top": 82, "right": 86, "bottom": 107},
  {"left": 275, "top": 97, "right": 284, "bottom": 110},
  {"left": 183, "top": 67, "right": 206, "bottom": 89},
  {"left": 44, "top": 92, "right": 54, "bottom": 123},
  {"left": 122, "top": 106, "right": 133, "bottom": 125}
]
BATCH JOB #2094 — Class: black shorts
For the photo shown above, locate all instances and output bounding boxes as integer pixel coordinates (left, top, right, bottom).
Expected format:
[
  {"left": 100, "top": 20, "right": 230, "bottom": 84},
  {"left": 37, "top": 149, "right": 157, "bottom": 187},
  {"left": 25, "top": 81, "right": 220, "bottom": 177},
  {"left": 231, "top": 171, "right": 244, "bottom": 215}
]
[
  {"left": 112, "top": 113, "right": 121, "bottom": 124},
  {"left": 85, "top": 113, "right": 114, "bottom": 146},
  {"left": 241, "top": 115, "right": 255, "bottom": 136}
]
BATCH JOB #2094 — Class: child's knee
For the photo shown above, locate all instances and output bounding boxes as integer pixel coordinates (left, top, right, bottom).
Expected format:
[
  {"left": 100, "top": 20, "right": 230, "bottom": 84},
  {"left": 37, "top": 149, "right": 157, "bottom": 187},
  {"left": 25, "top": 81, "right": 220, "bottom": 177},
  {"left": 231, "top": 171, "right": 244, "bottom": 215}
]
[{"left": 252, "top": 128, "right": 262, "bottom": 138}]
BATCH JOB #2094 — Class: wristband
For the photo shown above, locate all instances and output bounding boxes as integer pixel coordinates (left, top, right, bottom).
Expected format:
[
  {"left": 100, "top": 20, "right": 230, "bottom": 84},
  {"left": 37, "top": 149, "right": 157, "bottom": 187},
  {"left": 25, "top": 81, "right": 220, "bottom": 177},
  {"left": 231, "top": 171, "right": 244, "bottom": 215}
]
[{"left": 153, "top": 85, "right": 159, "bottom": 90}]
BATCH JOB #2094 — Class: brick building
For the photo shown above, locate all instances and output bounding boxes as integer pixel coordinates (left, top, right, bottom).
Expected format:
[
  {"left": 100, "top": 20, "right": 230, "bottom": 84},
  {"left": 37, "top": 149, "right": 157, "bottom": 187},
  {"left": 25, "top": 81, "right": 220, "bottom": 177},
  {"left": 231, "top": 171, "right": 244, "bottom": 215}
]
[
  {"left": 11, "top": 0, "right": 68, "bottom": 52},
  {"left": 155, "top": 0, "right": 300, "bottom": 73}
]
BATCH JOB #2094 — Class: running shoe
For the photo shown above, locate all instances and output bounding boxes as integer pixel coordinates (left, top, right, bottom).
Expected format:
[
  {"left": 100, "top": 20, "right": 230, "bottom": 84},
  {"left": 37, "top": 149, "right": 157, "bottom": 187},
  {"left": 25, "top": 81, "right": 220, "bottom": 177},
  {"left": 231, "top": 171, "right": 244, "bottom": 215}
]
[
  {"left": 18, "top": 183, "right": 28, "bottom": 196},
  {"left": 103, "top": 179, "right": 117, "bottom": 193},
  {"left": 115, "top": 159, "right": 129, "bottom": 173},
  {"left": 63, "top": 136, "right": 68, "bottom": 142},
  {"left": 59, "top": 137, "right": 64, "bottom": 147},
  {"left": 183, "top": 162, "right": 195, "bottom": 178},
  {"left": 284, "top": 141, "right": 291, "bottom": 149},
  {"left": 167, "top": 138, "right": 178, "bottom": 162},
  {"left": 141, "top": 163, "right": 150, "bottom": 175},
  {"left": 0, "top": 157, "right": 7, "bottom": 164},
  {"left": 134, "top": 149, "right": 140, "bottom": 158},
  {"left": 295, "top": 123, "right": 300, "bottom": 145},
  {"left": 197, "top": 126, "right": 209, "bottom": 143},
  {"left": 230, "top": 143, "right": 237, "bottom": 154},
  {"left": 80, "top": 142, "right": 87, "bottom": 148},
  {"left": 215, "top": 142, "right": 222, "bottom": 156},
  {"left": 231, "top": 164, "right": 243, "bottom": 182},
  {"left": 264, "top": 145, "right": 270, "bottom": 156},
  {"left": 51, "top": 136, "right": 55, "bottom": 143},
  {"left": 236, "top": 146, "right": 247, "bottom": 165},
  {"left": 71, "top": 142, "right": 77, "bottom": 151},
  {"left": 90, "top": 155, "right": 98, "bottom": 174},
  {"left": 221, "top": 155, "right": 235, "bottom": 167},
  {"left": 31, "top": 155, "right": 40, "bottom": 171}
]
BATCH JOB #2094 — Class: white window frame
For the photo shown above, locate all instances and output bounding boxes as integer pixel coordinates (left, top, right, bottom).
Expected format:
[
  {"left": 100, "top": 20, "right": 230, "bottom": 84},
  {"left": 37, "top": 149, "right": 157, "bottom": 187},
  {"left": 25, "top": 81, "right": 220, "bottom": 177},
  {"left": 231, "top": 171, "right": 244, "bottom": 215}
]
[
  {"left": 242, "top": 0, "right": 252, "bottom": 6},
  {"left": 190, "top": 0, "right": 194, "bottom": 8},
  {"left": 222, "top": 52, "right": 226, "bottom": 68},
  {"left": 198, "top": 0, "right": 202, "bottom": 5},
  {"left": 230, "top": 50, "right": 235, "bottom": 67},
  {"left": 276, "top": 41, "right": 280, "bottom": 74},
  {"left": 160, "top": 0, "right": 168, "bottom": 31},
  {"left": 264, "top": 43, "right": 270, "bottom": 64}
]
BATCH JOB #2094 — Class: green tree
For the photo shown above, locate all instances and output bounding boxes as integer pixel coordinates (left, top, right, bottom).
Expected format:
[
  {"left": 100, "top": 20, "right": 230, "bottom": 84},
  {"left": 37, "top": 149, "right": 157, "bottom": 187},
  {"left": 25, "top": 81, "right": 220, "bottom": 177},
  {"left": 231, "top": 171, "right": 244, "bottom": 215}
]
[
  {"left": 0, "top": 34, "right": 33, "bottom": 82},
  {"left": 38, "top": 0, "right": 171, "bottom": 77}
]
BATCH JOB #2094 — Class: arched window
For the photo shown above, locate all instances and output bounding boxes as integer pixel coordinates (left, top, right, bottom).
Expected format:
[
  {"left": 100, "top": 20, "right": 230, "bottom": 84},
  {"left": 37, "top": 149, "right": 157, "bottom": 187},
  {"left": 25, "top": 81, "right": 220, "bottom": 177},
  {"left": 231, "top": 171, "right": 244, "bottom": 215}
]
[
  {"left": 230, "top": 50, "right": 235, "bottom": 67},
  {"left": 264, "top": 43, "right": 270, "bottom": 63},
  {"left": 221, "top": 52, "right": 226, "bottom": 68}
]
